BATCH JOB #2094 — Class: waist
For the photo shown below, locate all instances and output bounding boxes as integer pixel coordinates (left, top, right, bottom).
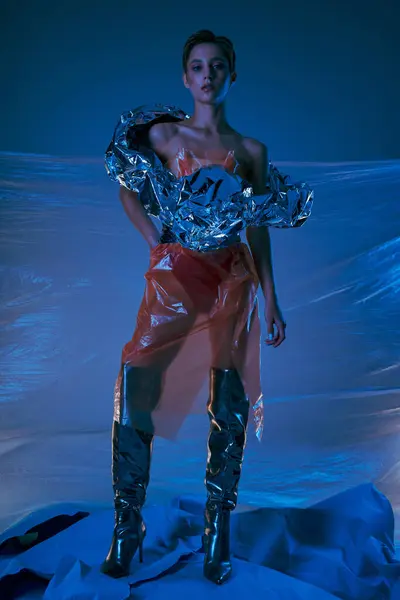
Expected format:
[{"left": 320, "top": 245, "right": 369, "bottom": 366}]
[{"left": 159, "top": 225, "right": 241, "bottom": 251}]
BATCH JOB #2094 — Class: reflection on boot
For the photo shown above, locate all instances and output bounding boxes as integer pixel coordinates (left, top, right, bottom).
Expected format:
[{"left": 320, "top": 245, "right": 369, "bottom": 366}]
[
  {"left": 203, "top": 367, "right": 249, "bottom": 585},
  {"left": 102, "top": 366, "right": 157, "bottom": 578},
  {"left": 203, "top": 500, "right": 232, "bottom": 584},
  {"left": 101, "top": 497, "right": 146, "bottom": 578}
]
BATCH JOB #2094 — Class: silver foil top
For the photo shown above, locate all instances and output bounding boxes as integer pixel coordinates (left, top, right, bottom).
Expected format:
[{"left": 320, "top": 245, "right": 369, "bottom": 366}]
[{"left": 105, "top": 104, "right": 314, "bottom": 251}]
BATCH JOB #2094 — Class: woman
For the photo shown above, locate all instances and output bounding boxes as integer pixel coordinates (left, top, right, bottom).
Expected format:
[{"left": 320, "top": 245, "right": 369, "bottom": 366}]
[{"left": 101, "top": 30, "right": 313, "bottom": 584}]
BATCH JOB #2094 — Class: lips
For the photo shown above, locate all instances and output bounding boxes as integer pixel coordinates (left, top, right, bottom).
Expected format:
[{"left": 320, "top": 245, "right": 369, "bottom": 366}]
[{"left": 201, "top": 84, "right": 214, "bottom": 92}]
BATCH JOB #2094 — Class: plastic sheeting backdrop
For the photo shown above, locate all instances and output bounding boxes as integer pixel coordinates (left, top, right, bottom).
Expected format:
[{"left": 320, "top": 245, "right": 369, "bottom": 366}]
[{"left": 0, "top": 152, "right": 399, "bottom": 599}]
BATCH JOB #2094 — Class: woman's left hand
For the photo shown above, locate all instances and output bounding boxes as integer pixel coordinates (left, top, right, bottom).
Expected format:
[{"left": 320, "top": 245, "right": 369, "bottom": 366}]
[{"left": 264, "top": 299, "right": 287, "bottom": 348}]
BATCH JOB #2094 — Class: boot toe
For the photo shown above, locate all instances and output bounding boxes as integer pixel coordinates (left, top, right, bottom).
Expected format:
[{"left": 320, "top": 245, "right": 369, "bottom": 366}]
[
  {"left": 204, "top": 560, "right": 232, "bottom": 585},
  {"left": 100, "top": 560, "right": 130, "bottom": 578}
]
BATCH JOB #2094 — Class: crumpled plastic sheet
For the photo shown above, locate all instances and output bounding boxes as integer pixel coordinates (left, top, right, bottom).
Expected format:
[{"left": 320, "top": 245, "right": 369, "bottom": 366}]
[
  {"left": 104, "top": 104, "right": 314, "bottom": 251},
  {"left": 0, "top": 153, "right": 400, "bottom": 599},
  {"left": 116, "top": 241, "right": 263, "bottom": 441},
  {"left": 0, "top": 485, "right": 399, "bottom": 600}
]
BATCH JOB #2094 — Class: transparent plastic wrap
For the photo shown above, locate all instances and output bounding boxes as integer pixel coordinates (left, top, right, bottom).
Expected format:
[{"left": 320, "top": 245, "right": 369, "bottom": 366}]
[
  {"left": 115, "top": 242, "right": 263, "bottom": 440},
  {"left": 1, "top": 152, "right": 399, "bottom": 597}
]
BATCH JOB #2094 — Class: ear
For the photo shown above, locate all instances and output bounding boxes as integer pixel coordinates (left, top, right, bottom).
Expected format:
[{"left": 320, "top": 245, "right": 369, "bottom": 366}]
[
  {"left": 182, "top": 71, "right": 190, "bottom": 89},
  {"left": 230, "top": 71, "right": 237, "bottom": 85}
]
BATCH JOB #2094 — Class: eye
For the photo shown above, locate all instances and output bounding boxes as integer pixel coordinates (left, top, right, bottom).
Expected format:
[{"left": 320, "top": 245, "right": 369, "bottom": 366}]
[
  {"left": 212, "top": 63, "right": 225, "bottom": 70},
  {"left": 192, "top": 65, "right": 201, "bottom": 71}
]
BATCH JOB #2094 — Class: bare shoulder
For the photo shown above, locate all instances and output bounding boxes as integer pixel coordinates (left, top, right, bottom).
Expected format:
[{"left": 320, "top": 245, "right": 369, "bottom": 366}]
[
  {"left": 148, "top": 121, "right": 177, "bottom": 154},
  {"left": 242, "top": 136, "right": 268, "bottom": 161},
  {"left": 241, "top": 137, "right": 269, "bottom": 192}
]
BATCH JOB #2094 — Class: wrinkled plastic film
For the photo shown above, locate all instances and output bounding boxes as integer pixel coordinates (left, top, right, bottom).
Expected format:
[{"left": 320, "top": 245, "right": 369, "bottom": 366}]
[
  {"left": 115, "top": 242, "right": 263, "bottom": 440},
  {"left": 2, "top": 150, "right": 400, "bottom": 564},
  {"left": 105, "top": 104, "right": 314, "bottom": 252}
]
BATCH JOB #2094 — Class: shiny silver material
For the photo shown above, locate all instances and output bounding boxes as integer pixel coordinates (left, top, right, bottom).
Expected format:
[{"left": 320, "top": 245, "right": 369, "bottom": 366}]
[
  {"left": 101, "top": 500, "right": 146, "bottom": 578},
  {"left": 205, "top": 368, "right": 249, "bottom": 509},
  {"left": 203, "top": 367, "right": 250, "bottom": 584},
  {"left": 105, "top": 105, "right": 314, "bottom": 252},
  {"left": 101, "top": 365, "right": 154, "bottom": 578}
]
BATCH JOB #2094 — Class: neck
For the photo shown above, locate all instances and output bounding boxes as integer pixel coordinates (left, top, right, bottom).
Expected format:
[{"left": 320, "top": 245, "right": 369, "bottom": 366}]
[{"left": 189, "top": 102, "right": 230, "bottom": 134}]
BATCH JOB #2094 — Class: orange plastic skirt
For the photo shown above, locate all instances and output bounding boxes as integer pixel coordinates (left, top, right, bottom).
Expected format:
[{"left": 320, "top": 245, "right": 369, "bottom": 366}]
[{"left": 114, "top": 242, "right": 263, "bottom": 440}]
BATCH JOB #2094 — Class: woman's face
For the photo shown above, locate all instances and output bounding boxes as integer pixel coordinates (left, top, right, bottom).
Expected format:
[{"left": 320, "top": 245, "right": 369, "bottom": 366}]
[{"left": 183, "top": 42, "right": 236, "bottom": 104}]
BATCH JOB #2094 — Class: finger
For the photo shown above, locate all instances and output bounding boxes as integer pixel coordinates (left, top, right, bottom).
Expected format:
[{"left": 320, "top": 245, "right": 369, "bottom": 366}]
[
  {"left": 272, "top": 319, "right": 282, "bottom": 342},
  {"left": 273, "top": 322, "right": 286, "bottom": 347},
  {"left": 273, "top": 333, "right": 285, "bottom": 347},
  {"left": 265, "top": 322, "right": 275, "bottom": 344}
]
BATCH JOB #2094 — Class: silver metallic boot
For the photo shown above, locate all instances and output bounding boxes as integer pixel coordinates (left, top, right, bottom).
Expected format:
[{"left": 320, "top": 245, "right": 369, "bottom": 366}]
[
  {"left": 203, "top": 367, "right": 249, "bottom": 585},
  {"left": 101, "top": 365, "right": 159, "bottom": 578}
]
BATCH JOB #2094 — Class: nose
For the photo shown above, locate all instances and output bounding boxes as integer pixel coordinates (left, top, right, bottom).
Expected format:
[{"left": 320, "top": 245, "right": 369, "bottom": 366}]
[{"left": 204, "top": 65, "right": 213, "bottom": 81}]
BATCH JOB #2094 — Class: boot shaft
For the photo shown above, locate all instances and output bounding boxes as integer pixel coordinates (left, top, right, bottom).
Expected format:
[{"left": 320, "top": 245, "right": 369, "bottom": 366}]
[{"left": 205, "top": 367, "right": 249, "bottom": 510}]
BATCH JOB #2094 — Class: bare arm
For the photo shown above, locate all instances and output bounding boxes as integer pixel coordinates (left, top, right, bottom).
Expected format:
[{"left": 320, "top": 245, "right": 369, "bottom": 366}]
[
  {"left": 245, "top": 140, "right": 277, "bottom": 301},
  {"left": 245, "top": 139, "right": 286, "bottom": 347},
  {"left": 119, "top": 186, "right": 160, "bottom": 249},
  {"left": 118, "top": 122, "right": 172, "bottom": 248}
]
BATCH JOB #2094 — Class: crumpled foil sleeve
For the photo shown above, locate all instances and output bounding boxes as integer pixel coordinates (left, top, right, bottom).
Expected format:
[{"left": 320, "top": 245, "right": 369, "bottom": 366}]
[{"left": 105, "top": 104, "right": 314, "bottom": 251}]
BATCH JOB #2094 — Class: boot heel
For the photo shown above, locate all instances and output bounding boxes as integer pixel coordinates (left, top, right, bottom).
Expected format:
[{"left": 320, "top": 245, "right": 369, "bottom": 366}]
[
  {"left": 101, "top": 505, "right": 146, "bottom": 578},
  {"left": 203, "top": 503, "right": 232, "bottom": 585},
  {"left": 203, "top": 368, "right": 249, "bottom": 585}
]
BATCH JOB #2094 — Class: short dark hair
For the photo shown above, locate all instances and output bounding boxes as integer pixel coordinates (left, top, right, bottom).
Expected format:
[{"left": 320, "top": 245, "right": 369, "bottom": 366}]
[{"left": 182, "top": 30, "right": 236, "bottom": 73}]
